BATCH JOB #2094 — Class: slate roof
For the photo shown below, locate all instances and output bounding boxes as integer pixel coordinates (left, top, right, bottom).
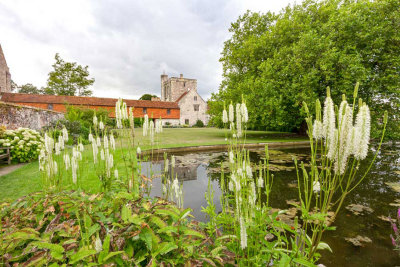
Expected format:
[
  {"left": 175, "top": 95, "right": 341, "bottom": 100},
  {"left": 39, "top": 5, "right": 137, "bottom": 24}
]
[{"left": 0, "top": 93, "right": 179, "bottom": 109}]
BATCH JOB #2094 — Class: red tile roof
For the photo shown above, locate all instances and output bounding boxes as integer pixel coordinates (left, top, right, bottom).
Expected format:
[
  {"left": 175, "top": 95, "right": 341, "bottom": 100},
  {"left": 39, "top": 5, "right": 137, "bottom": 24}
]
[
  {"left": 0, "top": 93, "right": 179, "bottom": 109},
  {"left": 175, "top": 91, "right": 188, "bottom": 102}
]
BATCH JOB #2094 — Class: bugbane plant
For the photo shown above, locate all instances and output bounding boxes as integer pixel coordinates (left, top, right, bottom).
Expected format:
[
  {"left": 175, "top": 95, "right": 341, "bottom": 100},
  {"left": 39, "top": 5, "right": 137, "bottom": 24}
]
[
  {"left": 202, "top": 85, "right": 387, "bottom": 265},
  {"left": 296, "top": 83, "right": 387, "bottom": 260}
]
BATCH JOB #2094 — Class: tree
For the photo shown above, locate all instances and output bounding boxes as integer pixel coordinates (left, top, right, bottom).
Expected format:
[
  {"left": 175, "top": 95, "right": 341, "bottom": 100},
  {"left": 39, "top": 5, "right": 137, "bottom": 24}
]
[
  {"left": 18, "top": 83, "right": 43, "bottom": 94},
  {"left": 209, "top": 0, "right": 400, "bottom": 138},
  {"left": 139, "top": 94, "right": 158, "bottom": 100},
  {"left": 45, "top": 53, "right": 95, "bottom": 96},
  {"left": 11, "top": 80, "right": 17, "bottom": 92}
]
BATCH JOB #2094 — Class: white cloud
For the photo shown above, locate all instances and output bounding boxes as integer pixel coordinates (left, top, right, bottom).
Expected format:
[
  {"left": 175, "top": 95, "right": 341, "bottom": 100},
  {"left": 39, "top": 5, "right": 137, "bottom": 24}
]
[{"left": 0, "top": 0, "right": 298, "bottom": 100}]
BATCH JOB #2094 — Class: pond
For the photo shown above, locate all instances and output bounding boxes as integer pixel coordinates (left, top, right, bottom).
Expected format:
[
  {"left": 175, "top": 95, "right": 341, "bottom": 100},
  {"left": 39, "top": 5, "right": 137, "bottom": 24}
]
[{"left": 143, "top": 144, "right": 400, "bottom": 266}]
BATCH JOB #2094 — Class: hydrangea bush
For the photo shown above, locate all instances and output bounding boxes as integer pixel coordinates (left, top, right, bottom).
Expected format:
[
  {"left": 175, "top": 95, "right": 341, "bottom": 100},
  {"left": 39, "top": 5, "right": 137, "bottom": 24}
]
[{"left": 0, "top": 128, "right": 44, "bottom": 163}]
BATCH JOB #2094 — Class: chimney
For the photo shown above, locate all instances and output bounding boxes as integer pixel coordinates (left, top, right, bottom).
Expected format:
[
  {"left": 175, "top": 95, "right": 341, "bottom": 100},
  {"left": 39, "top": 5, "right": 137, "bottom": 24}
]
[{"left": 180, "top": 74, "right": 183, "bottom": 78}]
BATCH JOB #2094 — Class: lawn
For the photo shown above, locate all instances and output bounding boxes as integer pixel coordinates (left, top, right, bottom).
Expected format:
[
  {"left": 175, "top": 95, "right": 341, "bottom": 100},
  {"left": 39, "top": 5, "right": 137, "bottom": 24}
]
[{"left": 0, "top": 128, "right": 306, "bottom": 202}]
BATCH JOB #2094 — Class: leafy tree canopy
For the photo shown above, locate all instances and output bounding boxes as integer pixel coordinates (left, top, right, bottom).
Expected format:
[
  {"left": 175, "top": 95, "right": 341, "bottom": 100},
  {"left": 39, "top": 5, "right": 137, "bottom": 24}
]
[
  {"left": 209, "top": 0, "right": 400, "bottom": 138},
  {"left": 139, "top": 94, "right": 158, "bottom": 100},
  {"left": 45, "top": 53, "right": 95, "bottom": 96},
  {"left": 17, "top": 83, "right": 43, "bottom": 94}
]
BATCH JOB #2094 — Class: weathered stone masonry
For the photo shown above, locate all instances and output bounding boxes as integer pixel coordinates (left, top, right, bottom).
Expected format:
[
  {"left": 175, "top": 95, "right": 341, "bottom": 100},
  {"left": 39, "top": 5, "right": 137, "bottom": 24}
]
[
  {"left": 0, "top": 45, "right": 11, "bottom": 93},
  {"left": 0, "top": 101, "right": 64, "bottom": 130},
  {"left": 160, "top": 73, "right": 209, "bottom": 126}
]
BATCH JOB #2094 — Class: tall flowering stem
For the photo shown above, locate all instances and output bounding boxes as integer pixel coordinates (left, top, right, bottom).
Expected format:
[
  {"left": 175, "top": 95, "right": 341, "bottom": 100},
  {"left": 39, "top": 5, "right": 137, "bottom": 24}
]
[{"left": 298, "top": 84, "right": 387, "bottom": 260}]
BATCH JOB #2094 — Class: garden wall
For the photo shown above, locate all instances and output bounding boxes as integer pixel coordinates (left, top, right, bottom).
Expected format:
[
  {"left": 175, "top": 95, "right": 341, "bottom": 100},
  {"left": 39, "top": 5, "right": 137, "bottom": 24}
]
[{"left": 0, "top": 101, "right": 64, "bottom": 130}]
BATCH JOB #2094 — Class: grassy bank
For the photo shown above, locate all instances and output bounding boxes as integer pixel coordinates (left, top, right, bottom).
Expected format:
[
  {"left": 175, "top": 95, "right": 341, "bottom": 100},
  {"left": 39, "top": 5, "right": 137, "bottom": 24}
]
[{"left": 0, "top": 128, "right": 306, "bottom": 202}]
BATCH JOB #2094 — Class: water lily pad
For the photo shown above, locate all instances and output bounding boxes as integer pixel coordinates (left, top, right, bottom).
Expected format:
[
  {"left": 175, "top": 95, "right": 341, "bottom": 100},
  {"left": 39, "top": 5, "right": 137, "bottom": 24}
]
[
  {"left": 345, "top": 204, "right": 374, "bottom": 215},
  {"left": 378, "top": 215, "right": 395, "bottom": 223},
  {"left": 345, "top": 235, "right": 372, "bottom": 247},
  {"left": 385, "top": 182, "right": 400, "bottom": 193},
  {"left": 286, "top": 199, "right": 300, "bottom": 207},
  {"left": 268, "top": 164, "right": 295, "bottom": 171},
  {"left": 389, "top": 199, "right": 400, "bottom": 207}
]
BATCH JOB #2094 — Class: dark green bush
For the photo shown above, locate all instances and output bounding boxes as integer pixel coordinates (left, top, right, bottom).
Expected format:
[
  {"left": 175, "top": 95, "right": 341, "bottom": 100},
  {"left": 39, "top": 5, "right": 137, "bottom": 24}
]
[{"left": 194, "top": 120, "right": 205, "bottom": 128}]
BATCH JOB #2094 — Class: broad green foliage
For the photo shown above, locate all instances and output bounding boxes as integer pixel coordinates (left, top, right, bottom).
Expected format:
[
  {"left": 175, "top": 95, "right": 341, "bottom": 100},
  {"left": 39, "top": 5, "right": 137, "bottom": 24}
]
[
  {"left": 0, "top": 128, "right": 44, "bottom": 163},
  {"left": 45, "top": 106, "right": 112, "bottom": 143},
  {"left": 0, "top": 190, "right": 227, "bottom": 266},
  {"left": 210, "top": 0, "right": 400, "bottom": 138},
  {"left": 139, "top": 94, "right": 158, "bottom": 101},
  {"left": 44, "top": 53, "right": 95, "bottom": 96},
  {"left": 16, "top": 83, "right": 43, "bottom": 95}
]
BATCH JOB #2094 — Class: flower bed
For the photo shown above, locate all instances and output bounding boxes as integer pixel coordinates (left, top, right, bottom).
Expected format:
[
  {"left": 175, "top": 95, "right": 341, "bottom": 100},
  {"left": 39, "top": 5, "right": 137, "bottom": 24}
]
[{"left": 0, "top": 128, "right": 44, "bottom": 163}]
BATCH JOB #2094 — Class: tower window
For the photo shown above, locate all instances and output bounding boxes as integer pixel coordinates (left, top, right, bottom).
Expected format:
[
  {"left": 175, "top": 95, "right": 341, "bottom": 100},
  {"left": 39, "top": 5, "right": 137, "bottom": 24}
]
[
  {"left": 167, "top": 109, "right": 171, "bottom": 115},
  {"left": 185, "top": 119, "right": 189, "bottom": 125},
  {"left": 48, "top": 104, "right": 53, "bottom": 110},
  {"left": 184, "top": 82, "right": 186, "bottom": 87},
  {"left": 194, "top": 104, "right": 199, "bottom": 111},
  {"left": 194, "top": 96, "right": 197, "bottom": 101},
  {"left": 143, "top": 108, "right": 147, "bottom": 114}
]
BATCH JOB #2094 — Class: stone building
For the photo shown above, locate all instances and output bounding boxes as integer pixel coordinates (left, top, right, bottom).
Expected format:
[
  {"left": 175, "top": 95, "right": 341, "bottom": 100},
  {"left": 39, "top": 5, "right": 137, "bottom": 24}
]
[
  {"left": 160, "top": 73, "right": 208, "bottom": 126},
  {"left": 0, "top": 44, "right": 11, "bottom": 93}
]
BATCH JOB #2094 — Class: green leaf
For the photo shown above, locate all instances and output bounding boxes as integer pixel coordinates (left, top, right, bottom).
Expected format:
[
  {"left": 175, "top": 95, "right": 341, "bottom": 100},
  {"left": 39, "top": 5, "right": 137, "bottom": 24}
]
[
  {"left": 153, "top": 242, "right": 178, "bottom": 257},
  {"left": 87, "top": 224, "right": 100, "bottom": 238},
  {"left": 157, "top": 226, "right": 178, "bottom": 235},
  {"left": 293, "top": 258, "right": 317, "bottom": 267},
  {"left": 98, "top": 235, "right": 111, "bottom": 264},
  {"left": 69, "top": 248, "right": 97, "bottom": 264},
  {"left": 102, "top": 251, "right": 124, "bottom": 262},
  {"left": 140, "top": 227, "right": 153, "bottom": 251},
  {"left": 279, "top": 253, "right": 291, "bottom": 267},
  {"left": 179, "top": 208, "right": 192, "bottom": 220},
  {"left": 31, "top": 241, "right": 65, "bottom": 254},
  {"left": 317, "top": 241, "right": 332, "bottom": 253},
  {"left": 183, "top": 229, "right": 205, "bottom": 239},
  {"left": 154, "top": 208, "right": 179, "bottom": 220},
  {"left": 149, "top": 215, "right": 167, "bottom": 229},
  {"left": 210, "top": 246, "right": 226, "bottom": 257},
  {"left": 114, "top": 191, "right": 133, "bottom": 200},
  {"left": 121, "top": 205, "right": 131, "bottom": 223}
]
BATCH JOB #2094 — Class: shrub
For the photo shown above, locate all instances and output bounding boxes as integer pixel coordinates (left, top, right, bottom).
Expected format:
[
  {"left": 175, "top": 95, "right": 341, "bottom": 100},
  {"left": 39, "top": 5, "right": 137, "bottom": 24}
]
[
  {"left": 194, "top": 119, "right": 205, "bottom": 127},
  {"left": 0, "top": 128, "right": 44, "bottom": 163},
  {"left": 43, "top": 119, "right": 89, "bottom": 145},
  {"left": 0, "top": 190, "right": 229, "bottom": 266}
]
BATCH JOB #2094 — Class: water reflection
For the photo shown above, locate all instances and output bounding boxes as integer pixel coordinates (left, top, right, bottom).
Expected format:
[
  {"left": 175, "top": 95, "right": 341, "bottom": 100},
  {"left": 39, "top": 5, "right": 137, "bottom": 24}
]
[{"left": 143, "top": 145, "right": 400, "bottom": 266}]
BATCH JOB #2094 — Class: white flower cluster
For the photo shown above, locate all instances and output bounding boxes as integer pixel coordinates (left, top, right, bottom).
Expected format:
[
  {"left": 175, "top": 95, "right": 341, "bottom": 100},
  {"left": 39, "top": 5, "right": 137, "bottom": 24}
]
[
  {"left": 142, "top": 115, "right": 163, "bottom": 145},
  {"left": 222, "top": 101, "right": 248, "bottom": 138},
  {"left": 314, "top": 93, "right": 371, "bottom": 174},
  {"left": 226, "top": 153, "right": 258, "bottom": 250},
  {"left": 115, "top": 98, "right": 129, "bottom": 129},
  {"left": 0, "top": 127, "right": 44, "bottom": 162}
]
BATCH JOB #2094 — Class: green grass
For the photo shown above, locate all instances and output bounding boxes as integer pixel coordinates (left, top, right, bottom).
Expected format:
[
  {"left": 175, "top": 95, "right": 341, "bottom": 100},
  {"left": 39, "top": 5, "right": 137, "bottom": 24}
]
[{"left": 0, "top": 128, "right": 306, "bottom": 202}]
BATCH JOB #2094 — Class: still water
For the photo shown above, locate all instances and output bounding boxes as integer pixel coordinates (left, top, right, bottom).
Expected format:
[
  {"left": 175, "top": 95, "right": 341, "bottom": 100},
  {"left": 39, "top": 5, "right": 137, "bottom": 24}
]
[{"left": 143, "top": 144, "right": 400, "bottom": 266}]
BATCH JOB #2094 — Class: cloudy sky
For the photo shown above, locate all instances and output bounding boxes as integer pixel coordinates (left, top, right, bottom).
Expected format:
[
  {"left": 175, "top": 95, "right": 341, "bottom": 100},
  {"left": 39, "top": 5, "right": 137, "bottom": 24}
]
[{"left": 0, "top": 0, "right": 297, "bottom": 100}]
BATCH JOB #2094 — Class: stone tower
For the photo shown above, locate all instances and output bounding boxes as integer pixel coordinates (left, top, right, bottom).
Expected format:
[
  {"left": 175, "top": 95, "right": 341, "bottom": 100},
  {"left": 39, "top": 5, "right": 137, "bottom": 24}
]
[
  {"left": 160, "top": 73, "right": 197, "bottom": 102},
  {"left": 0, "top": 44, "right": 11, "bottom": 93}
]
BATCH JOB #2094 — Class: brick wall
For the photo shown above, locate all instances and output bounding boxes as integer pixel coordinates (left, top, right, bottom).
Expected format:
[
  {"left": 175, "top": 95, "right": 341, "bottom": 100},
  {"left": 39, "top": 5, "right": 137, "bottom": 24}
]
[
  {"left": 0, "top": 101, "right": 64, "bottom": 130},
  {"left": 15, "top": 102, "right": 180, "bottom": 119}
]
